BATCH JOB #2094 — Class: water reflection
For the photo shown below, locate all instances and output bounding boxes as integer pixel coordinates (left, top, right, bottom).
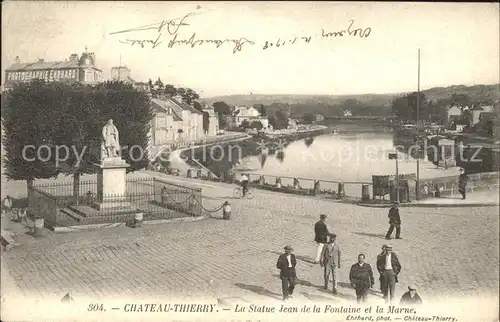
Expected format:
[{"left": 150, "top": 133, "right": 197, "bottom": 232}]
[
  {"left": 276, "top": 151, "right": 285, "bottom": 163},
  {"left": 188, "top": 129, "right": 447, "bottom": 182},
  {"left": 304, "top": 137, "right": 314, "bottom": 147}
]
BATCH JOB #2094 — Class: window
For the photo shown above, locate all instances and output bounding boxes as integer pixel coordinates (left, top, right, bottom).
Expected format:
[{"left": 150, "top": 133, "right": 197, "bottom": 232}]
[{"left": 7, "top": 73, "right": 12, "bottom": 80}]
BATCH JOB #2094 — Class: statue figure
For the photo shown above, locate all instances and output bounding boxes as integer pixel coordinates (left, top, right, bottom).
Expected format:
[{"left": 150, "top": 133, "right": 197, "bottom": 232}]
[{"left": 102, "top": 119, "right": 120, "bottom": 159}]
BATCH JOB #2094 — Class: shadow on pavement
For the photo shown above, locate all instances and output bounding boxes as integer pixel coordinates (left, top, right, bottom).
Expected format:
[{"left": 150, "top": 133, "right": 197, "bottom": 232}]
[
  {"left": 270, "top": 274, "right": 318, "bottom": 288},
  {"left": 352, "top": 232, "right": 387, "bottom": 240},
  {"left": 234, "top": 283, "right": 282, "bottom": 301},
  {"left": 301, "top": 292, "right": 342, "bottom": 303},
  {"left": 317, "top": 285, "right": 357, "bottom": 301}
]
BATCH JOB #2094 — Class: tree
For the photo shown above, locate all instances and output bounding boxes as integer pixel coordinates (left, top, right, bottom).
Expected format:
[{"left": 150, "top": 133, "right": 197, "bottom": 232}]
[
  {"left": 240, "top": 119, "right": 251, "bottom": 129},
  {"left": 253, "top": 104, "right": 266, "bottom": 116},
  {"left": 193, "top": 101, "right": 203, "bottom": 112},
  {"left": 450, "top": 93, "right": 472, "bottom": 107},
  {"left": 303, "top": 113, "right": 316, "bottom": 124},
  {"left": 2, "top": 80, "right": 153, "bottom": 201},
  {"left": 250, "top": 120, "right": 263, "bottom": 130},
  {"left": 270, "top": 110, "right": 289, "bottom": 129},
  {"left": 202, "top": 111, "right": 210, "bottom": 134},
  {"left": 213, "top": 101, "right": 231, "bottom": 115},
  {"left": 179, "top": 88, "right": 200, "bottom": 105},
  {"left": 163, "top": 84, "right": 177, "bottom": 97},
  {"left": 391, "top": 92, "right": 427, "bottom": 122},
  {"left": 213, "top": 101, "right": 231, "bottom": 129},
  {"left": 2, "top": 80, "right": 63, "bottom": 193}
]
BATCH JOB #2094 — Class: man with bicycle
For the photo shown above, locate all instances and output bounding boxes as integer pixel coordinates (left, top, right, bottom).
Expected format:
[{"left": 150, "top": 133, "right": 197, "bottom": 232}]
[{"left": 239, "top": 173, "right": 249, "bottom": 197}]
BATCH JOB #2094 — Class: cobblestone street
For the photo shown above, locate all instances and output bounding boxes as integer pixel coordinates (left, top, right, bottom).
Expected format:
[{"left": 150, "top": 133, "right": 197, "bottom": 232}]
[{"left": 2, "top": 171, "right": 498, "bottom": 312}]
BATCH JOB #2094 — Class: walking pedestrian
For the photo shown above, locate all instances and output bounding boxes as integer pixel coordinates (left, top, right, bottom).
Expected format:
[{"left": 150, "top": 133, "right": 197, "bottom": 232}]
[
  {"left": 376, "top": 245, "right": 401, "bottom": 304},
  {"left": 349, "top": 254, "right": 374, "bottom": 303},
  {"left": 458, "top": 168, "right": 468, "bottom": 200},
  {"left": 320, "top": 233, "right": 341, "bottom": 294},
  {"left": 276, "top": 245, "right": 297, "bottom": 301},
  {"left": 2, "top": 195, "right": 13, "bottom": 217},
  {"left": 385, "top": 202, "right": 401, "bottom": 240},
  {"left": 400, "top": 285, "right": 423, "bottom": 306},
  {"left": 314, "top": 214, "right": 330, "bottom": 264},
  {"left": 376, "top": 245, "right": 387, "bottom": 292}
]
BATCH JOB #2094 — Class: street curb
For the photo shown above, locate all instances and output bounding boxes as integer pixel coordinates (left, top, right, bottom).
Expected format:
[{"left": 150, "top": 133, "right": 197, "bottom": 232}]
[
  {"left": 49, "top": 216, "right": 207, "bottom": 232},
  {"left": 357, "top": 202, "right": 499, "bottom": 208}
]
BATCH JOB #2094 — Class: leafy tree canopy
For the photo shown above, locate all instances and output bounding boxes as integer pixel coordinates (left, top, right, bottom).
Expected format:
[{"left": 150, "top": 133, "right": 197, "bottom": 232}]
[{"left": 2, "top": 80, "right": 153, "bottom": 186}]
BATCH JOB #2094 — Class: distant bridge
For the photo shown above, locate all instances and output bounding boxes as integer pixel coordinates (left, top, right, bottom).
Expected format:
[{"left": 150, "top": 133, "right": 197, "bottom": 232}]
[{"left": 324, "top": 116, "right": 389, "bottom": 120}]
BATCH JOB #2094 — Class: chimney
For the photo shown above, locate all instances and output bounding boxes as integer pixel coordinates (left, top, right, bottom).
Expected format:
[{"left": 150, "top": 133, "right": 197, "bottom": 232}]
[
  {"left": 14, "top": 56, "right": 20, "bottom": 64},
  {"left": 69, "top": 54, "right": 78, "bottom": 63},
  {"left": 89, "top": 52, "right": 96, "bottom": 65}
]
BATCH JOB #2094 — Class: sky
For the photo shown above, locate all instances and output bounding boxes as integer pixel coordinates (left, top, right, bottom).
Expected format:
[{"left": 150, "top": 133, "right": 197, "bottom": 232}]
[{"left": 2, "top": 1, "right": 499, "bottom": 97}]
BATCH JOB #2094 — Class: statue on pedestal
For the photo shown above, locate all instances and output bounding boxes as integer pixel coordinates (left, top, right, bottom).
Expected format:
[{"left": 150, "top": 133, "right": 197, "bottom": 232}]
[{"left": 101, "top": 119, "right": 121, "bottom": 159}]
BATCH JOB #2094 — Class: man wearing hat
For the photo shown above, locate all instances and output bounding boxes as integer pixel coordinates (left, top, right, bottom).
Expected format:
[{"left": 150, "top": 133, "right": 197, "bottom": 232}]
[
  {"left": 458, "top": 168, "right": 468, "bottom": 200},
  {"left": 314, "top": 214, "right": 330, "bottom": 264},
  {"left": 400, "top": 285, "right": 422, "bottom": 306},
  {"left": 385, "top": 202, "right": 401, "bottom": 240},
  {"left": 320, "top": 233, "right": 342, "bottom": 294},
  {"left": 276, "top": 245, "right": 297, "bottom": 301},
  {"left": 376, "top": 245, "right": 388, "bottom": 292},
  {"left": 376, "top": 245, "right": 402, "bottom": 304}
]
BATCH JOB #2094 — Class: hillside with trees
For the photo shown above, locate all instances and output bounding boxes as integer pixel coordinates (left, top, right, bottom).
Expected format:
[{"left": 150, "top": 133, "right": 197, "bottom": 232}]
[{"left": 204, "top": 84, "right": 499, "bottom": 118}]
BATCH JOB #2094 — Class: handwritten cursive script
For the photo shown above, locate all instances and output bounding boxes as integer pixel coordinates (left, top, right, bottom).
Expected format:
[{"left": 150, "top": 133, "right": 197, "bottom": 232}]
[
  {"left": 110, "top": 12, "right": 196, "bottom": 36},
  {"left": 168, "top": 32, "right": 255, "bottom": 54},
  {"left": 111, "top": 11, "right": 254, "bottom": 54},
  {"left": 111, "top": 14, "right": 372, "bottom": 54},
  {"left": 321, "top": 20, "right": 371, "bottom": 38}
]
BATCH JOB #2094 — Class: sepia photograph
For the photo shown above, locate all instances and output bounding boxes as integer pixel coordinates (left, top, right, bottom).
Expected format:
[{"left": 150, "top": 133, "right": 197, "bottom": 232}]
[{"left": 1, "top": 1, "right": 499, "bottom": 321}]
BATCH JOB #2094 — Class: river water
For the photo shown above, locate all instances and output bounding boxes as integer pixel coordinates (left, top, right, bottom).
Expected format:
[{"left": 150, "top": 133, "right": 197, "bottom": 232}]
[{"left": 192, "top": 123, "right": 460, "bottom": 184}]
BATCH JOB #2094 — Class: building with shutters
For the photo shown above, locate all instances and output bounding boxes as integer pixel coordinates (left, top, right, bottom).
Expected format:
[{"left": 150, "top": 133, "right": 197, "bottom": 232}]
[{"left": 3, "top": 48, "right": 103, "bottom": 90}]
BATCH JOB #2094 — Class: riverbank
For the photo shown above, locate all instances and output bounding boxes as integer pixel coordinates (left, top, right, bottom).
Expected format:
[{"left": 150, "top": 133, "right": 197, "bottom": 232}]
[{"left": 149, "top": 132, "right": 251, "bottom": 161}]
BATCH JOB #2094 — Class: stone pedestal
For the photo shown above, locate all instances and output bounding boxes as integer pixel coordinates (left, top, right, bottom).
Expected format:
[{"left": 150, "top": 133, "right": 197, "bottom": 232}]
[{"left": 92, "top": 158, "right": 131, "bottom": 211}]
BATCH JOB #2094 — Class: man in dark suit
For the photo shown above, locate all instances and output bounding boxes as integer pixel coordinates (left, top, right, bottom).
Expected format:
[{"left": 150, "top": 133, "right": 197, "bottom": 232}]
[
  {"left": 349, "top": 254, "right": 374, "bottom": 303},
  {"left": 400, "top": 285, "right": 423, "bottom": 306},
  {"left": 314, "top": 214, "right": 330, "bottom": 264},
  {"left": 376, "top": 245, "right": 402, "bottom": 304},
  {"left": 320, "top": 233, "right": 341, "bottom": 294},
  {"left": 458, "top": 168, "right": 468, "bottom": 200},
  {"left": 385, "top": 202, "right": 401, "bottom": 240},
  {"left": 376, "top": 245, "right": 387, "bottom": 292},
  {"left": 276, "top": 245, "right": 297, "bottom": 301}
]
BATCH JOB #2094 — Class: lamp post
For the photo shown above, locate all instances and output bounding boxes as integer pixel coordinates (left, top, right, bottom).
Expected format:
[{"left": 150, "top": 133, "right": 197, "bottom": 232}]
[
  {"left": 389, "top": 151, "right": 399, "bottom": 202},
  {"left": 416, "top": 48, "right": 421, "bottom": 200}
]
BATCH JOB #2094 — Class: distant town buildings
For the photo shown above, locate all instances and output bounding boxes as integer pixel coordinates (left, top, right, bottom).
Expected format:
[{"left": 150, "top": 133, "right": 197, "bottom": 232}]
[
  {"left": 4, "top": 48, "right": 103, "bottom": 90},
  {"left": 110, "top": 65, "right": 149, "bottom": 91},
  {"left": 343, "top": 109, "right": 353, "bottom": 117},
  {"left": 148, "top": 97, "right": 220, "bottom": 149},
  {"left": 228, "top": 105, "right": 268, "bottom": 129}
]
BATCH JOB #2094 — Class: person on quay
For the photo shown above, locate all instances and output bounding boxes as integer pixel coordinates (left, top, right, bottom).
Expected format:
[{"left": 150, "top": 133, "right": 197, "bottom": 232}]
[
  {"left": 400, "top": 285, "right": 423, "bottom": 306},
  {"left": 320, "top": 233, "right": 341, "bottom": 294},
  {"left": 239, "top": 173, "right": 249, "bottom": 197},
  {"left": 385, "top": 202, "right": 401, "bottom": 240},
  {"left": 376, "top": 245, "right": 388, "bottom": 293},
  {"left": 2, "top": 195, "right": 13, "bottom": 217},
  {"left": 240, "top": 173, "right": 250, "bottom": 197},
  {"left": 276, "top": 245, "right": 297, "bottom": 301},
  {"left": 458, "top": 168, "right": 469, "bottom": 200},
  {"left": 349, "top": 254, "right": 375, "bottom": 303},
  {"left": 376, "top": 245, "right": 402, "bottom": 304},
  {"left": 314, "top": 214, "right": 330, "bottom": 264}
]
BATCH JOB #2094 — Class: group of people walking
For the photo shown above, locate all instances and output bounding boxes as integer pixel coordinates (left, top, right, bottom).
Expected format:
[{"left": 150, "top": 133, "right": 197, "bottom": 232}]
[{"left": 276, "top": 211, "right": 422, "bottom": 306}]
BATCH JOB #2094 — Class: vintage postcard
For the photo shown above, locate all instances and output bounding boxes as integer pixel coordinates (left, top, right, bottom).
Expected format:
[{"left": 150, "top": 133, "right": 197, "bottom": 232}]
[{"left": 1, "top": 1, "right": 499, "bottom": 321}]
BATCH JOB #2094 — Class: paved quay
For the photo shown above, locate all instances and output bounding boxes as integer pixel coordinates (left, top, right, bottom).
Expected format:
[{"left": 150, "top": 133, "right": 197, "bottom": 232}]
[{"left": 2, "top": 170, "right": 498, "bottom": 312}]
